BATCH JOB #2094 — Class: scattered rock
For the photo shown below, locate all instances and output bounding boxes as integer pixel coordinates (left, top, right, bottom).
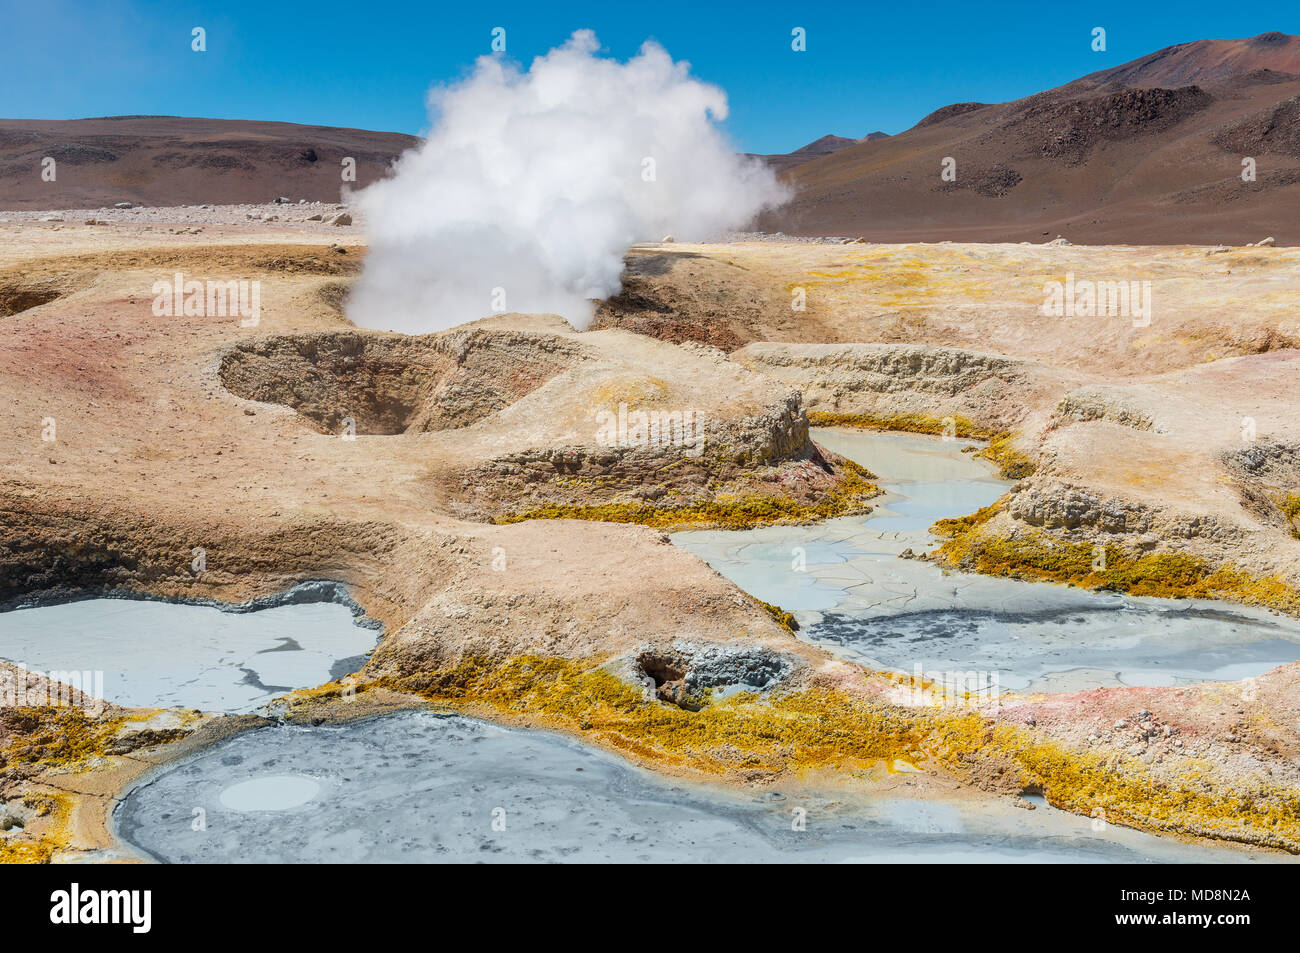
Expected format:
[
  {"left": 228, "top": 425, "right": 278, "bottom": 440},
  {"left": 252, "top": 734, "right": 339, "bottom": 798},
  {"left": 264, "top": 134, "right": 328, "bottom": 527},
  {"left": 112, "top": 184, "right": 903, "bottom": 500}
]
[
  {"left": 1046, "top": 235, "right": 1071, "bottom": 246},
  {"left": 1250, "top": 236, "right": 1276, "bottom": 247},
  {"left": 329, "top": 213, "right": 352, "bottom": 226},
  {"left": 114, "top": 201, "right": 133, "bottom": 209},
  {"left": 661, "top": 235, "right": 674, "bottom": 243}
]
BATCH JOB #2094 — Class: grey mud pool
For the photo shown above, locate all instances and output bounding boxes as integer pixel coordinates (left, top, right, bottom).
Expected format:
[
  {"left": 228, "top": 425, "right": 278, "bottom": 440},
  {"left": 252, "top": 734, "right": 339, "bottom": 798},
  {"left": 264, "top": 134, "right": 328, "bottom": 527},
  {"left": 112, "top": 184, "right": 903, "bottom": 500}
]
[
  {"left": 0, "top": 585, "right": 378, "bottom": 713},
  {"left": 42, "top": 431, "right": 1300, "bottom": 863},
  {"left": 116, "top": 709, "right": 1270, "bottom": 863},
  {"left": 676, "top": 428, "right": 1300, "bottom": 694}
]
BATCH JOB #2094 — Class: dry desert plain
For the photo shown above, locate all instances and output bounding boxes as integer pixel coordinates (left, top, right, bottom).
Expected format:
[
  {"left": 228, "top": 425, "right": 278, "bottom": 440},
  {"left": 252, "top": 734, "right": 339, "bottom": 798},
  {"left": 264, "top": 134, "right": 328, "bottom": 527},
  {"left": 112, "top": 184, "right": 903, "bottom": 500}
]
[{"left": 2, "top": 206, "right": 1300, "bottom": 860}]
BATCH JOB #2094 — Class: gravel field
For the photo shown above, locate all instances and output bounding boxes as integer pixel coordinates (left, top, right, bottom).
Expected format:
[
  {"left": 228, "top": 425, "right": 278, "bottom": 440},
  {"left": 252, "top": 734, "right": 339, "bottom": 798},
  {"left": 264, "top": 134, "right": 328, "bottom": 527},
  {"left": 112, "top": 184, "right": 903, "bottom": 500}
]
[
  {"left": 0, "top": 201, "right": 361, "bottom": 232},
  {"left": 0, "top": 207, "right": 874, "bottom": 244}
]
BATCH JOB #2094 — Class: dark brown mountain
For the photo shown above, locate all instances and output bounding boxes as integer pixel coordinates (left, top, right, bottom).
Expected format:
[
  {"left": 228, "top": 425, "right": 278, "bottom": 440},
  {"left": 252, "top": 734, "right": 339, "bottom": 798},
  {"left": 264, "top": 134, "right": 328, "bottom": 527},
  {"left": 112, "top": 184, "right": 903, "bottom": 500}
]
[
  {"left": 759, "top": 33, "right": 1300, "bottom": 244},
  {"left": 1081, "top": 31, "right": 1300, "bottom": 87},
  {"left": 752, "top": 133, "right": 873, "bottom": 173},
  {"left": 0, "top": 116, "right": 419, "bottom": 209}
]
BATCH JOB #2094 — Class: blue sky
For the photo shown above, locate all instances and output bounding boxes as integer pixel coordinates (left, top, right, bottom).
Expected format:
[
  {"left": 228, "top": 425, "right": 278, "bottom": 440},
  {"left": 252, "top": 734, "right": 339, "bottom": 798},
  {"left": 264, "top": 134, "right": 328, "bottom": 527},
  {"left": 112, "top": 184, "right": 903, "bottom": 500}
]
[{"left": 4, "top": 1, "right": 1298, "bottom": 154}]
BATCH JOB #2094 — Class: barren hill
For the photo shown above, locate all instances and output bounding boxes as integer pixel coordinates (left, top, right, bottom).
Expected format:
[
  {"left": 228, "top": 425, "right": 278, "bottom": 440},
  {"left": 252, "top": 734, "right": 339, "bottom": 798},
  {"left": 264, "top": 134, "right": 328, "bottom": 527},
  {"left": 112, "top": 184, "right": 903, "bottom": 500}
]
[
  {"left": 1081, "top": 31, "right": 1300, "bottom": 87},
  {"left": 0, "top": 116, "right": 419, "bottom": 210},
  {"left": 759, "top": 32, "right": 1300, "bottom": 244},
  {"left": 752, "top": 133, "right": 868, "bottom": 173}
]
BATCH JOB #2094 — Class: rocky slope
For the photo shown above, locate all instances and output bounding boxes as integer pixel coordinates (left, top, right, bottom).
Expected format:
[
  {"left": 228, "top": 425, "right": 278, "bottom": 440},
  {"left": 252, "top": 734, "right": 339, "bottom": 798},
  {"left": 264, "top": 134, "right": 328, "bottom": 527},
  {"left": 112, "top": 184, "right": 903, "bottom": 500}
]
[
  {"left": 0, "top": 116, "right": 417, "bottom": 210},
  {"left": 759, "top": 33, "right": 1300, "bottom": 244}
]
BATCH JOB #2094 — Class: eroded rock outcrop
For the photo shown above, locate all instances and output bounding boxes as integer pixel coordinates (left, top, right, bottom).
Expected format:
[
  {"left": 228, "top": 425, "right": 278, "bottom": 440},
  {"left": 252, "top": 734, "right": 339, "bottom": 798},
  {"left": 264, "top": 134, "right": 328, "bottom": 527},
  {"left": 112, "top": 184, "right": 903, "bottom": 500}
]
[{"left": 733, "top": 342, "right": 1077, "bottom": 434}]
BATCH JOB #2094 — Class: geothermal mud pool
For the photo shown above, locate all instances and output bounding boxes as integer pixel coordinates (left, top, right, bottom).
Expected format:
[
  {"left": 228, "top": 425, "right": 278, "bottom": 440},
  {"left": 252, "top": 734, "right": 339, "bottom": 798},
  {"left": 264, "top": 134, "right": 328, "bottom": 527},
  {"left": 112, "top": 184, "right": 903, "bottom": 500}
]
[
  {"left": 0, "top": 589, "right": 378, "bottom": 713},
  {"left": 117, "top": 709, "right": 1262, "bottom": 863},
  {"left": 109, "top": 430, "right": 1300, "bottom": 863},
  {"left": 674, "top": 429, "right": 1300, "bottom": 693}
]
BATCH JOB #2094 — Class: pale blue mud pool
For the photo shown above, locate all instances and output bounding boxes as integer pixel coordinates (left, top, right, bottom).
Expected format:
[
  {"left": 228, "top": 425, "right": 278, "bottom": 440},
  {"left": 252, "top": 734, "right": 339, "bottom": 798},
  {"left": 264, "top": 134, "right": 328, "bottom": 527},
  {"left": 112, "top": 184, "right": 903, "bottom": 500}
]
[
  {"left": 0, "top": 586, "right": 378, "bottom": 713},
  {"left": 104, "top": 431, "right": 1300, "bottom": 863},
  {"left": 115, "top": 710, "right": 1269, "bottom": 863},
  {"left": 675, "top": 429, "right": 1300, "bottom": 693}
]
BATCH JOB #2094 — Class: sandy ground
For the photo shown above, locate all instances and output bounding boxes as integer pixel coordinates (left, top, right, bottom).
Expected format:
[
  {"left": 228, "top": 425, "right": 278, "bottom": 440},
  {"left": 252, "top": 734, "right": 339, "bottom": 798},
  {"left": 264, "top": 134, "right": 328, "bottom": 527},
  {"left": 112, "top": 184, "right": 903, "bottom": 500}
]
[{"left": 2, "top": 214, "right": 1299, "bottom": 861}]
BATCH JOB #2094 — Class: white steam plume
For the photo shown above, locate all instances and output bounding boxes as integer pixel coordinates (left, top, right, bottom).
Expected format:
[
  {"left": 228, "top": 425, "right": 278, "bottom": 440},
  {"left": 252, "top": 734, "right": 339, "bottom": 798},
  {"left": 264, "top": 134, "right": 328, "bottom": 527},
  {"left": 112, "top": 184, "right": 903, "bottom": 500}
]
[{"left": 347, "top": 30, "right": 789, "bottom": 334}]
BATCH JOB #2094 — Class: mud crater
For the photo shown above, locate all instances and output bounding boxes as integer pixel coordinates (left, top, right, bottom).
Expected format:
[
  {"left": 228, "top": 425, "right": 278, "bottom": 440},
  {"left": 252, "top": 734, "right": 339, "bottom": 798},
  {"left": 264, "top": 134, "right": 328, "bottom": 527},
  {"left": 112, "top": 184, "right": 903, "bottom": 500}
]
[
  {"left": 635, "top": 643, "right": 794, "bottom": 710},
  {"left": 219, "top": 328, "right": 584, "bottom": 435},
  {"left": 0, "top": 280, "right": 70, "bottom": 316}
]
